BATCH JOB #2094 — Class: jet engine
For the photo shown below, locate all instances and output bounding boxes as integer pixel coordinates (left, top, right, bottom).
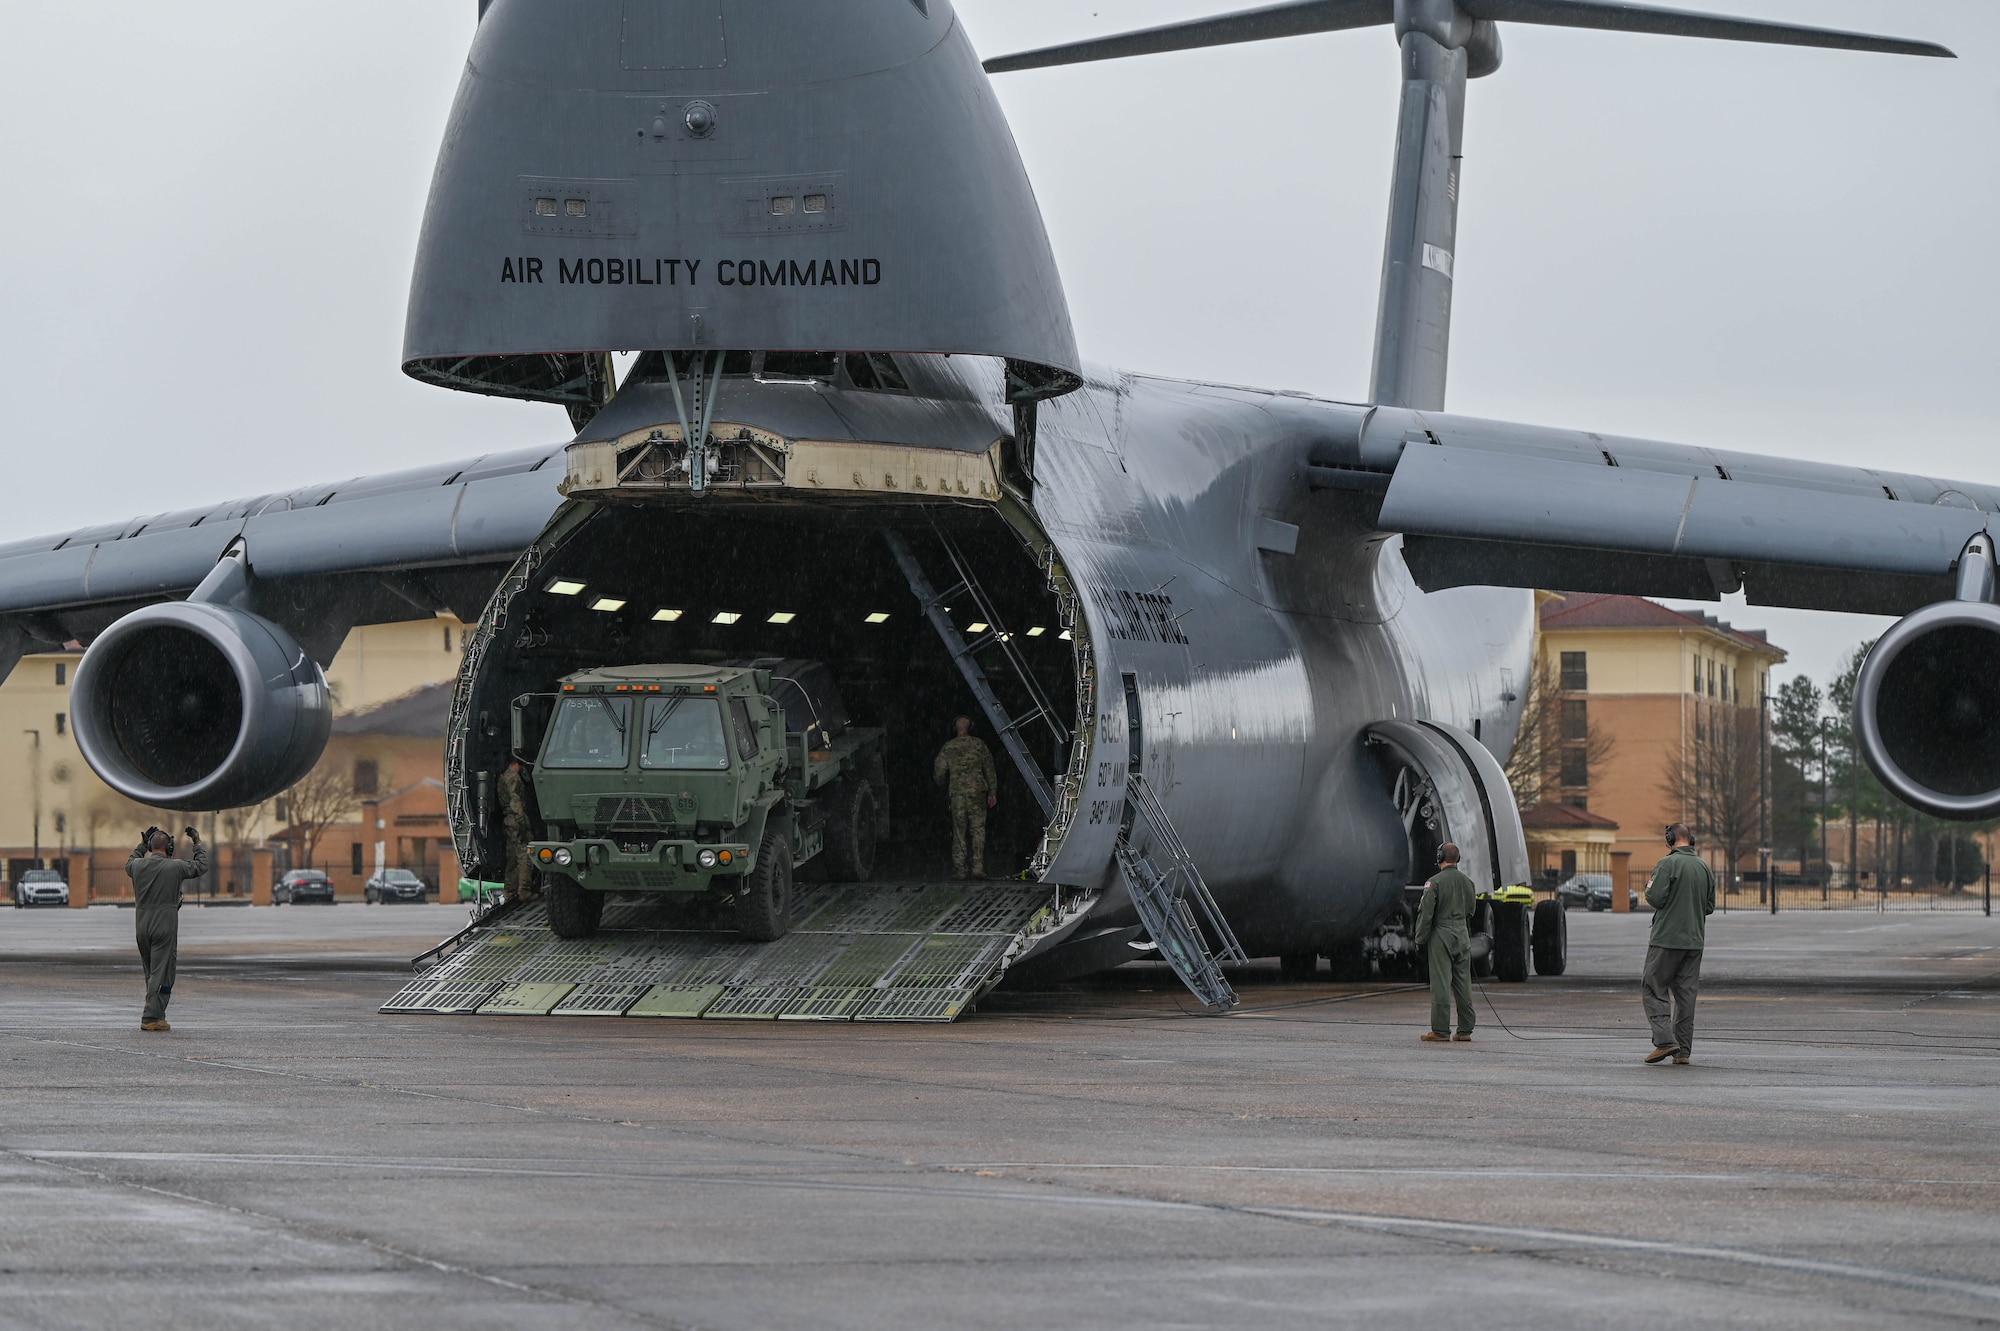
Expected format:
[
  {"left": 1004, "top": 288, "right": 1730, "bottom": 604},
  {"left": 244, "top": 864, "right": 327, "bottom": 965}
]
[
  {"left": 70, "top": 600, "right": 332, "bottom": 811},
  {"left": 1855, "top": 598, "right": 2000, "bottom": 821}
]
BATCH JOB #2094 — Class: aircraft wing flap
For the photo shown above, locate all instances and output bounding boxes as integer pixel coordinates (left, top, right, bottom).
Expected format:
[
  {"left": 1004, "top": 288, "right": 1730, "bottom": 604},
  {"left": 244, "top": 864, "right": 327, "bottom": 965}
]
[{"left": 1379, "top": 442, "right": 1987, "bottom": 581}]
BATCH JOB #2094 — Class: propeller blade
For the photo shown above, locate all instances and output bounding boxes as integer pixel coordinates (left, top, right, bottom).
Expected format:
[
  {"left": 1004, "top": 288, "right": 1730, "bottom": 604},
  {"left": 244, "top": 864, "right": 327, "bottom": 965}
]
[
  {"left": 1461, "top": 0, "right": 1953, "bottom": 59},
  {"left": 981, "top": 0, "right": 1392, "bottom": 74}
]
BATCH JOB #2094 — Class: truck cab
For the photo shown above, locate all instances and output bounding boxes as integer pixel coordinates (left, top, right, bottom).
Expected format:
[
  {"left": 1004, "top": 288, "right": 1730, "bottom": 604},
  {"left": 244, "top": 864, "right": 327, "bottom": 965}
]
[{"left": 517, "top": 660, "right": 885, "bottom": 941}]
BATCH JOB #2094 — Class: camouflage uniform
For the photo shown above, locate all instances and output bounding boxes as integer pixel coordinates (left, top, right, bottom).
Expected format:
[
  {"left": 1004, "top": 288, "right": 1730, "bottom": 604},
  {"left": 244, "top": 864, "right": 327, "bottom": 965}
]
[
  {"left": 499, "top": 765, "right": 537, "bottom": 902},
  {"left": 933, "top": 733, "right": 999, "bottom": 878}
]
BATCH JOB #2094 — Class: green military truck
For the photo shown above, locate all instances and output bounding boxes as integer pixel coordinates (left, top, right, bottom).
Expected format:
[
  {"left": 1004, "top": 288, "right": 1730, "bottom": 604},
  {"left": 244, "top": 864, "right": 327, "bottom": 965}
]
[{"left": 514, "top": 659, "right": 887, "bottom": 942}]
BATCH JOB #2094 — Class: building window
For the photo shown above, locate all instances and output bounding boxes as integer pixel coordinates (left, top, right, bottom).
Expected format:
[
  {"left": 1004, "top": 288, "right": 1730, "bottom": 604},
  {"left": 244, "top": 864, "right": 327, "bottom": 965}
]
[
  {"left": 54, "top": 663, "right": 65, "bottom": 686},
  {"left": 54, "top": 812, "right": 66, "bottom": 836},
  {"left": 351, "top": 843, "right": 364, "bottom": 875},
  {"left": 353, "top": 759, "right": 379, "bottom": 796},
  {"left": 54, "top": 713, "right": 66, "bottom": 737},
  {"left": 1692, "top": 654, "right": 1702, "bottom": 694},
  {"left": 1707, "top": 658, "right": 1717, "bottom": 698},
  {"left": 1559, "top": 651, "right": 1588, "bottom": 691},
  {"left": 1560, "top": 746, "right": 1589, "bottom": 787},
  {"left": 1561, "top": 699, "right": 1588, "bottom": 742},
  {"left": 443, "top": 625, "right": 453, "bottom": 652}
]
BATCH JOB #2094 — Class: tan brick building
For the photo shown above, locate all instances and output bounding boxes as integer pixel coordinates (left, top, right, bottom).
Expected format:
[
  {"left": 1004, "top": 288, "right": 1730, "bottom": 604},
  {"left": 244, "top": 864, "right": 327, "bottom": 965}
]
[{"left": 1531, "top": 593, "right": 1785, "bottom": 891}]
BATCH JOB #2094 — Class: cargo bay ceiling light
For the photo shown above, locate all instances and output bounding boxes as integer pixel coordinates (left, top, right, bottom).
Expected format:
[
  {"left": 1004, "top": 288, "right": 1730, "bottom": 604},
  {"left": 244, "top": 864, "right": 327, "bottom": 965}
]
[
  {"left": 590, "top": 597, "right": 626, "bottom": 613},
  {"left": 1026, "top": 626, "right": 1046, "bottom": 637},
  {"left": 546, "top": 579, "right": 585, "bottom": 596},
  {"left": 712, "top": 611, "right": 741, "bottom": 625},
  {"left": 767, "top": 612, "right": 796, "bottom": 625},
  {"left": 652, "top": 608, "right": 683, "bottom": 622},
  {"left": 864, "top": 612, "right": 890, "bottom": 624},
  {"left": 967, "top": 622, "right": 990, "bottom": 634}
]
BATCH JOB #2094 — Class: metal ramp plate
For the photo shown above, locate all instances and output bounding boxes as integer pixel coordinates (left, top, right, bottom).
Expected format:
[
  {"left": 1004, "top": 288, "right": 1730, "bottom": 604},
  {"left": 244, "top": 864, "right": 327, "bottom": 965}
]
[{"left": 387, "top": 881, "right": 1094, "bottom": 1024}]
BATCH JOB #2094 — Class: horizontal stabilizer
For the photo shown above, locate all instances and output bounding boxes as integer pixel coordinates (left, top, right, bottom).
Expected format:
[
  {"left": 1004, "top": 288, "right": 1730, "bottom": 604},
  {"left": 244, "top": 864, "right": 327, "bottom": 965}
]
[
  {"left": 1462, "top": 0, "right": 1953, "bottom": 59},
  {"left": 983, "top": 0, "right": 1950, "bottom": 73},
  {"left": 981, "top": 0, "right": 1390, "bottom": 73}
]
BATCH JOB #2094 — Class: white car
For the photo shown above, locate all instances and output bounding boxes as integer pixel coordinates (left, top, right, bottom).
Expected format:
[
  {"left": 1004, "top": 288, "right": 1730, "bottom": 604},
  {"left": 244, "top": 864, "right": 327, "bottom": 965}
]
[{"left": 13, "top": 868, "right": 70, "bottom": 907}]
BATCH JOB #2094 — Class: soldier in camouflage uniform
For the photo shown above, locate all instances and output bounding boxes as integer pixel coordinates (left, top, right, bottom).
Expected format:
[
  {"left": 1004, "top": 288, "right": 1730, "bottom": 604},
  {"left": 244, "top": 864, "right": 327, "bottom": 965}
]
[
  {"left": 498, "top": 758, "right": 538, "bottom": 903},
  {"left": 933, "top": 716, "right": 998, "bottom": 879}
]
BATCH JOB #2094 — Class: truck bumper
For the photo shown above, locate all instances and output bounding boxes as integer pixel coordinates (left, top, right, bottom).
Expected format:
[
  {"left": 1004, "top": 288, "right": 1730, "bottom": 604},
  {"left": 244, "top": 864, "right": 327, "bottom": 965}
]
[{"left": 530, "top": 839, "right": 751, "bottom": 893}]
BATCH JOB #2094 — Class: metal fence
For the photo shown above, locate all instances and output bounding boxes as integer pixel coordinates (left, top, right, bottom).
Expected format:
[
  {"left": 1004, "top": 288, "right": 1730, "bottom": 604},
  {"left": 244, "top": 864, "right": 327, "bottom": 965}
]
[{"left": 1618, "top": 872, "right": 1994, "bottom": 914}]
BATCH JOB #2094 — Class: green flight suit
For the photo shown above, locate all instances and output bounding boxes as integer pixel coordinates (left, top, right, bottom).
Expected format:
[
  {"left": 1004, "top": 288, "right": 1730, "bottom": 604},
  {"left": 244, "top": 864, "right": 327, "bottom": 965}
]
[
  {"left": 1643, "top": 846, "right": 1715, "bottom": 1055},
  {"left": 933, "top": 734, "right": 998, "bottom": 878},
  {"left": 1416, "top": 866, "right": 1477, "bottom": 1037},
  {"left": 498, "top": 765, "right": 537, "bottom": 902},
  {"left": 126, "top": 843, "right": 208, "bottom": 1025}
]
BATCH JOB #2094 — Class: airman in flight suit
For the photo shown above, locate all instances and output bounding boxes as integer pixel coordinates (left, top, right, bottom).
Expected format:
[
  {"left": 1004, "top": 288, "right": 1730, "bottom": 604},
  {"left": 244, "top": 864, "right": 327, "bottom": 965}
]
[{"left": 1416, "top": 842, "right": 1476, "bottom": 1043}]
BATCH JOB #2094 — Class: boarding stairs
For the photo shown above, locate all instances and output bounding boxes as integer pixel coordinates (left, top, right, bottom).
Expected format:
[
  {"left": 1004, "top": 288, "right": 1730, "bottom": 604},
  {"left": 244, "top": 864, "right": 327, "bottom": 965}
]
[
  {"left": 1115, "top": 772, "right": 1247, "bottom": 1012},
  {"left": 880, "top": 527, "right": 1068, "bottom": 817}
]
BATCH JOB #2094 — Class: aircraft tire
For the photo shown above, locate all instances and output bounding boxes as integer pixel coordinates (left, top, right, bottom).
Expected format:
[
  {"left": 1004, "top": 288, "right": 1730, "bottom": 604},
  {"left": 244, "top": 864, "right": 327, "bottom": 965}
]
[
  {"left": 546, "top": 872, "right": 602, "bottom": 939},
  {"left": 1531, "top": 898, "right": 1568, "bottom": 977},
  {"left": 1278, "top": 951, "right": 1318, "bottom": 982},
  {"left": 736, "top": 826, "right": 794, "bottom": 942},
  {"left": 1492, "top": 902, "right": 1530, "bottom": 983},
  {"left": 823, "top": 780, "right": 878, "bottom": 882}
]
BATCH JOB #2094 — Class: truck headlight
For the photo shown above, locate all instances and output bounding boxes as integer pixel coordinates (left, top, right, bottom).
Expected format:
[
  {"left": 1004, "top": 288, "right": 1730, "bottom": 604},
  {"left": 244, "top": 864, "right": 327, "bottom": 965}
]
[
  {"left": 698, "top": 849, "right": 717, "bottom": 869},
  {"left": 554, "top": 848, "right": 573, "bottom": 867}
]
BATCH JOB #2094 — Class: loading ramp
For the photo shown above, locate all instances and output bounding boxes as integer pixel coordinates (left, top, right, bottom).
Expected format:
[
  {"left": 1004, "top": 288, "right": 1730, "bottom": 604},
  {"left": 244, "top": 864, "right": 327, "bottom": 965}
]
[{"left": 383, "top": 880, "right": 1097, "bottom": 1023}]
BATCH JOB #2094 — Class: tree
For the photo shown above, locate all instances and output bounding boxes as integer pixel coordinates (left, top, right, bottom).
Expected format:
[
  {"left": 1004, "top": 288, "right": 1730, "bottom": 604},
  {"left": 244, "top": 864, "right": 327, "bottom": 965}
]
[
  {"left": 1505, "top": 655, "right": 1616, "bottom": 812},
  {"left": 1660, "top": 702, "right": 1765, "bottom": 888},
  {"left": 1769, "top": 675, "right": 1824, "bottom": 873},
  {"left": 279, "top": 766, "right": 357, "bottom": 870}
]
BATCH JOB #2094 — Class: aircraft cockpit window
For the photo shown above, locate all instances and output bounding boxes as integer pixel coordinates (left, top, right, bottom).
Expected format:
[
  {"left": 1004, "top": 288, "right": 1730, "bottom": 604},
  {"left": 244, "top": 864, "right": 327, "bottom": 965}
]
[
  {"left": 757, "top": 351, "right": 838, "bottom": 383},
  {"left": 541, "top": 695, "right": 632, "bottom": 769},
  {"left": 841, "top": 352, "right": 909, "bottom": 393},
  {"left": 640, "top": 696, "right": 730, "bottom": 770}
]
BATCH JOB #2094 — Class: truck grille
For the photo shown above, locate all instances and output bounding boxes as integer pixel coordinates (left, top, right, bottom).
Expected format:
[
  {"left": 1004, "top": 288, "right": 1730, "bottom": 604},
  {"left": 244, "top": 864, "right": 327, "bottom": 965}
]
[{"left": 591, "top": 795, "right": 676, "bottom": 829}]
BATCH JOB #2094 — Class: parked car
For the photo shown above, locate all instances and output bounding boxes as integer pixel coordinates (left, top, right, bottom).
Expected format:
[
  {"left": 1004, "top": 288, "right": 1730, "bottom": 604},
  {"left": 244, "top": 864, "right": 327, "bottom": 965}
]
[
  {"left": 12, "top": 868, "right": 69, "bottom": 908},
  {"left": 1557, "top": 873, "right": 1638, "bottom": 911},
  {"left": 274, "top": 869, "right": 336, "bottom": 905},
  {"left": 365, "top": 868, "right": 429, "bottom": 905}
]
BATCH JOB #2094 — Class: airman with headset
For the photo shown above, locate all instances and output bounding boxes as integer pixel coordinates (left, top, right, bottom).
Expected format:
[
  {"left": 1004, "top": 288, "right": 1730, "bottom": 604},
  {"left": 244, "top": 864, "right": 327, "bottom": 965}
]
[{"left": 1416, "top": 842, "right": 1476, "bottom": 1043}]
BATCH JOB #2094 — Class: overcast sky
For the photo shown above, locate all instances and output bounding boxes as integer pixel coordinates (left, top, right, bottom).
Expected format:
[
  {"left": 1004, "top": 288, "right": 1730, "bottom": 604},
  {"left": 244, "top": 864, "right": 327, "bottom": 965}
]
[{"left": 2, "top": 0, "right": 1993, "bottom": 689}]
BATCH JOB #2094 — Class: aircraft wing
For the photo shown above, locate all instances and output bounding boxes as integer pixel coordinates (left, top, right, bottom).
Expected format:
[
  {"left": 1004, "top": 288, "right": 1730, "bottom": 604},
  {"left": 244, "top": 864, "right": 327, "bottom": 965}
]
[
  {"left": 0, "top": 443, "right": 566, "bottom": 675},
  {"left": 1342, "top": 407, "right": 1991, "bottom": 617}
]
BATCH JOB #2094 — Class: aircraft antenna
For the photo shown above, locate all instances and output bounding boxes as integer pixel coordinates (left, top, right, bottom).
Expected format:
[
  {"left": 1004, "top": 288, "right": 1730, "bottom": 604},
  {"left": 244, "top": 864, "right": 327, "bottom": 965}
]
[{"left": 985, "top": 0, "right": 1951, "bottom": 411}]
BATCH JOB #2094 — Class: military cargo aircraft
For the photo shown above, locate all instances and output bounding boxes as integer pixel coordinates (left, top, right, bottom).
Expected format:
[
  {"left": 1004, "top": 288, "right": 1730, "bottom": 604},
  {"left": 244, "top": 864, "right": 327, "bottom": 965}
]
[{"left": 4, "top": 1, "right": 1990, "bottom": 1008}]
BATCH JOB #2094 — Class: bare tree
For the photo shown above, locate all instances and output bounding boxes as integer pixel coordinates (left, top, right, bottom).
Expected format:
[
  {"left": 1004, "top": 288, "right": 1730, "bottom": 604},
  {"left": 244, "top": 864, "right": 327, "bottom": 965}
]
[
  {"left": 1506, "top": 656, "right": 1616, "bottom": 811},
  {"left": 1660, "top": 702, "right": 1766, "bottom": 887},
  {"left": 279, "top": 766, "right": 357, "bottom": 871}
]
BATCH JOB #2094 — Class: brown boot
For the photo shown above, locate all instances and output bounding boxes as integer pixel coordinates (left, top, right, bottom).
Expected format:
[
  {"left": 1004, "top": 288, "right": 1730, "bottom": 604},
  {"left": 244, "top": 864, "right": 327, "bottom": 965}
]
[
  {"left": 1420, "top": 1031, "right": 1450, "bottom": 1042},
  {"left": 1452, "top": 1032, "right": 1472, "bottom": 1042},
  {"left": 140, "top": 1020, "right": 170, "bottom": 1032},
  {"left": 1645, "top": 1045, "right": 1680, "bottom": 1064}
]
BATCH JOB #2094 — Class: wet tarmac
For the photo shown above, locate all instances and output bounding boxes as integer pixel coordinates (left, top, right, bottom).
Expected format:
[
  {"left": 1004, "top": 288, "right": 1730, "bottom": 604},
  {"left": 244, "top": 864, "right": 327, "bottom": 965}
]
[{"left": 2, "top": 904, "right": 1995, "bottom": 1329}]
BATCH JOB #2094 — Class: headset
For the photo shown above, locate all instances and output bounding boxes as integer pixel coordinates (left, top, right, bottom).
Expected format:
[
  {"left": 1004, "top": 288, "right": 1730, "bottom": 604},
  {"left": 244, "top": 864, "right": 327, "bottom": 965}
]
[{"left": 1664, "top": 822, "right": 1693, "bottom": 848}]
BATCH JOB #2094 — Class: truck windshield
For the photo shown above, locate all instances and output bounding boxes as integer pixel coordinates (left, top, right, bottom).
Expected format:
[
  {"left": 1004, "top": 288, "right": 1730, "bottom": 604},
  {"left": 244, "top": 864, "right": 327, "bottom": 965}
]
[
  {"left": 640, "top": 695, "right": 729, "bottom": 769},
  {"left": 541, "top": 696, "right": 632, "bottom": 768}
]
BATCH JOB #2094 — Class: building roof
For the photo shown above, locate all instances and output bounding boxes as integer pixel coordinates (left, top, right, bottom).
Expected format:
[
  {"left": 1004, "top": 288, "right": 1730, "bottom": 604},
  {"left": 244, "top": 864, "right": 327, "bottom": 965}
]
[
  {"left": 1519, "top": 802, "right": 1620, "bottom": 830},
  {"left": 332, "top": 681, "right": 454, "bottom": 737},
  {"left": 1539, "top": 593, "right": 1784, "bottom": 660}
]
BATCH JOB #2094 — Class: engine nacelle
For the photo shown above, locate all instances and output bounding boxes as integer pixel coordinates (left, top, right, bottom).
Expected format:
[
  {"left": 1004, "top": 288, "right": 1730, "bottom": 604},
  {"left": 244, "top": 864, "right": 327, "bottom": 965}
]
[
  {"left": 71, "top": 601, "right": 332, "bottom": 811},
  {"left": 1854, "top": 599, "right": 2000, "bottom": 820}
]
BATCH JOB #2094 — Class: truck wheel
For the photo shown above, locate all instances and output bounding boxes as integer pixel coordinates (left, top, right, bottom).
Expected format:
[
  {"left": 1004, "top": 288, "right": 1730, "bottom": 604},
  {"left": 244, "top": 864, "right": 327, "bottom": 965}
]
[
  {"left": 1278, "top": 951, "right": 1318, "bottom": 982},
  {"left": 824, "top": 780, "right": 878, "bottom": 881},
  {"left": 736, "top": 827, "right": 793, "bottom": 942},
  {"left": 1531, "top": 898, "right": 1569, "bottom": 976},
  {"left": 545, "top": 872, "right": 602, "bottom": 939},
  {"left": 1492, "top": 901, "right": 1530, "bottom": 982}
]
